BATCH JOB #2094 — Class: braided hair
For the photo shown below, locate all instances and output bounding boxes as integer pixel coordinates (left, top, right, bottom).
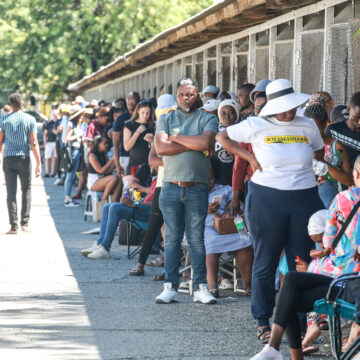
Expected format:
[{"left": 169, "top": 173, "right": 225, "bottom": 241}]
[{"left": 304, "top": 103, "right": 328, "bottom": 125}]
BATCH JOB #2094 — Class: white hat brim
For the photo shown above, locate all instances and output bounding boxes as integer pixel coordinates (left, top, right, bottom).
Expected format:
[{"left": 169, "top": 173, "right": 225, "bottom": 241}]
[
  {"left": 259, "top": 93, "right": 310, "bottom": 116},
  {"left": 68, "top": 109, "right": 85, "bottom": 121}
]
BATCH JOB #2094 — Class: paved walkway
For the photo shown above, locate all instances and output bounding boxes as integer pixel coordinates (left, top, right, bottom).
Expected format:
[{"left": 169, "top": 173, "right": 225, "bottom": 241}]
[{"left": 0, "top": 162, "right": 332, "bottom": 359}]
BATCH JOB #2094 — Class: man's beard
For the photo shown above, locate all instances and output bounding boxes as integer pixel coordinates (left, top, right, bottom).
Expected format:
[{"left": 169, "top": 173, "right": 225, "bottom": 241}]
[{"left": 180, "top": 104, "right": 196, "bottom": 113}]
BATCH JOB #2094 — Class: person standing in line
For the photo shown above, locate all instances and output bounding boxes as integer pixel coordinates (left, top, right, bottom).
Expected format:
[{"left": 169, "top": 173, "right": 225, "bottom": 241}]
[
  {"left": 325, "top": 92, "right": 360, "bottom": 167},
  {"left": 113, "top": 92, "right": 140, "bottom": 177},
  {"left": 237, "top": 83, "right": 255, "bottom": 121},
  {"left": 123, "top": 100, "right": 155, "bottom": 175},
  {"left": 217, "top": 79, "right": 325, "bottom": 342},
  {"left": 63, "top": 105, "right": 85, "bottom": 207},
  {"left": 43, "top": 109, "right": 58, "bottom": 177},
  {"left": 154, "top": 78, "right": 219, "bottom": 305},
  {"left": 0, "top": 93, "right": 41, "bottom": 234}
]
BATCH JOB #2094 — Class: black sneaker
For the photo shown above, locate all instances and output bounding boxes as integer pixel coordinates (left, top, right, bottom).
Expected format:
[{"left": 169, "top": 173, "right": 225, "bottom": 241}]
[{"left": 43, "top": 174, "right": 49, "bottom": 178}]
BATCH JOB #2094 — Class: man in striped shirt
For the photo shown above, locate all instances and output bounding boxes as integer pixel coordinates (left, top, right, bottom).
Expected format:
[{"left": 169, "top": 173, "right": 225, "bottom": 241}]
[{"left": 0, "top": 93, "right": 41, "bottom": 234}]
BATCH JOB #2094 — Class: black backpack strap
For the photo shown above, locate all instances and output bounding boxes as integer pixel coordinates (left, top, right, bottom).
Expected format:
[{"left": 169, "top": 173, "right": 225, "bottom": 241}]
[{"left": 331, "top": 200, "right": 360, "bottom": 251}]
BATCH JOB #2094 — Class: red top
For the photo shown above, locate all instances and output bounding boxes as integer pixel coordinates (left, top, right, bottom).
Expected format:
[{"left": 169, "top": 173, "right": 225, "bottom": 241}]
[
  {"left": 85, "top": 119, "right": 104, "bottom": 139},
  {"left": 144, "top": 177, "right": 157, "bottom": 203},
  {"left": 232, "top": 143, "right": 254, "bottom": 193}
]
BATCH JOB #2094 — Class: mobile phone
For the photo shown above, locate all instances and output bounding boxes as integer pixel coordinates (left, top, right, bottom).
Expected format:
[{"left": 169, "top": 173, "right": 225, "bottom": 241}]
[{"left": 212, "top": 195, "right": 222, "bottom": 204}]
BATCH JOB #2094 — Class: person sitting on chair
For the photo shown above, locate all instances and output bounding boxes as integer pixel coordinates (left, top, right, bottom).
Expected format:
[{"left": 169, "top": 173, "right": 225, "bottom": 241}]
[
  {"left": 122, "top": 163, "right": 153, "bottom": 197},
  {"left": 205, "top": 169, "right": 254, "bottom": 298},
  {"left": 87, "top": 136, "right": 122, "bottom": 202},
  {"left": 80, "top": 167, "right": 157, "bottom": 259}
]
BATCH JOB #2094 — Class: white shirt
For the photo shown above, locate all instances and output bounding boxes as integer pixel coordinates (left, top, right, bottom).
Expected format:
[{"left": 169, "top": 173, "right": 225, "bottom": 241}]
[{"left": 226, "top": 115, "right": 324, "bottom": 190}]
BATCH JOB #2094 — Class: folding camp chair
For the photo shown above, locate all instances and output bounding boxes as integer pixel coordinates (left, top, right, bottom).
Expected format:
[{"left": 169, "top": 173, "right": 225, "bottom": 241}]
[
  {"left": 126, "top": 203, "right": 151, "bottom": 259},
  {"left": 314, "top": 273, "right": 360, "bottom": 360}
]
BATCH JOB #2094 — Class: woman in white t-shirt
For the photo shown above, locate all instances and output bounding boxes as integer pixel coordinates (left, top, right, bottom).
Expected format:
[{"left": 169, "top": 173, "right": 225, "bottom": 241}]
[{"left": 216, "top": 79, "right": 325, "bottom": 347}]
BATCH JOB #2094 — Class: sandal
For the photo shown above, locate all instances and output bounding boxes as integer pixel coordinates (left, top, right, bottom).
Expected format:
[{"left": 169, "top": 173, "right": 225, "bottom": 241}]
[
  {"left": 152, "top": 273, "right": 165, "bottom": 281},
  {"left": 146, "top": 256, "right": 164, "bottom": 267},
  {"left": 209, "top": 289, "right": 220, "bottom": 298},
  {"left": 319, "top": 320, "right": 329, "bottom": 331},
  {"left": 302, "top": 346, "right": 319, "bottom": 355},
  {"left": 257, "top": 327, "right": 271, "bottom": 344},
  {"left": 129, "top": 266, "right": 144, "bottom": 276}
]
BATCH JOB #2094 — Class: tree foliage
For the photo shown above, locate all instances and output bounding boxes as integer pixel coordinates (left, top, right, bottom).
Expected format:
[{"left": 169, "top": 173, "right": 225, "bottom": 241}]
[{"left": 0, "top": 0, "right": 212, "bottom": 100}]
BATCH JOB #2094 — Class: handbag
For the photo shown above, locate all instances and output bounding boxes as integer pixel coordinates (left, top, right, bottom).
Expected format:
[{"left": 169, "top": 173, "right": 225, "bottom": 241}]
[
  {"left": 93, "top": 199, "right": 107, "bottom": 222},
  {"left": 60, "top": 145, "right": 72, "bottom": 172},
  {"left": 117, "top": 220, "right": 144, "bottom": 246},
  {"left": 213, "top": 202, "right": 238, "bottom": 235}
]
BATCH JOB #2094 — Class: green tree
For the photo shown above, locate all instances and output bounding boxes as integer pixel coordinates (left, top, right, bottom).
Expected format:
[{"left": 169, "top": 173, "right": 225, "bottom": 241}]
[{"left": 0, "top": 0, "right": 212, "bottom": 100}]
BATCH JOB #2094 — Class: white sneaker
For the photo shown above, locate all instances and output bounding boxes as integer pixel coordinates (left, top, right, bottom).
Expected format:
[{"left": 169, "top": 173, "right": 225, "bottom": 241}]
[
  {"left": 81, "top": 243, "right": 100, "bottom": 257},
  {"left": 193, "top": 284, "right": 217, "bottom": 304},
  {"left": 54, "top": 178, "right": 64, "bottom": 185},
  {"left": 87, "top": 245, "right": 110, "bottom": 259},
  {"left": 250, "top": 344, "right": 284, "bottom": 360},
  {"left": 155, "top": 283, "right": 177, "bottom": 304},
  {"left": 64, "top": 200, "right": 80, "bottom": 207}
]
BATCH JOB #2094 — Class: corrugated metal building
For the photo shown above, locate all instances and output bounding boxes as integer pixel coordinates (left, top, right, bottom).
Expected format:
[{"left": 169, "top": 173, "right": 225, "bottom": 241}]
[{"left": 68, "top": 0, "right": 360, "bottom": 106}]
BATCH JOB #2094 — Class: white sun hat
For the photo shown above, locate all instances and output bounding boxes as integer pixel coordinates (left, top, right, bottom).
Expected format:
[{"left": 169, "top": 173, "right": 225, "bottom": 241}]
[
  {"left": 259, "top": 79, "right": 310, "bottom": 116},
  {"left": 218, "top": 99, "right": 240, "bottom": 120},
  {"left": 201, "top": 99, "right": 220, "bottom": 112}
]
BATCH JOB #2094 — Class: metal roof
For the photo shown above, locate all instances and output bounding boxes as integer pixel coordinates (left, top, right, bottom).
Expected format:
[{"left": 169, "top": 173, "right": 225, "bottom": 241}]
[{"left": 68, "top": 0, "right": 319, "bottom": 93}]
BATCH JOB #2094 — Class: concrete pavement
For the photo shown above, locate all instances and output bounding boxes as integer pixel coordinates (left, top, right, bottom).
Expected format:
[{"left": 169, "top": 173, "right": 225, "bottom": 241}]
[{"left": 0, "top": 164, "right": 333, "bottom": 359}]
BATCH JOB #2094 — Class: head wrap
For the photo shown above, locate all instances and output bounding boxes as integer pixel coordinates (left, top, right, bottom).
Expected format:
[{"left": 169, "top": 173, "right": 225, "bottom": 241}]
[{"left": 308, "top": 209, "right": 328, "bottom": 236}]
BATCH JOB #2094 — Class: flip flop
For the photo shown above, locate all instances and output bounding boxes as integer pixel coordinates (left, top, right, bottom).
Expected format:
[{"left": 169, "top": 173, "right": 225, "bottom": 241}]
[
  {"left": 302, "top": 346, "right": 319, "bottom": 355},
  {"left": 152, "top": 273, "right": 165, "bottom": 281},
  {"left": 146, "top": 257, "right": 164, "bottom": 267},
  {"left": 129, "top": 268, "right": 144, "bottom": 276}
]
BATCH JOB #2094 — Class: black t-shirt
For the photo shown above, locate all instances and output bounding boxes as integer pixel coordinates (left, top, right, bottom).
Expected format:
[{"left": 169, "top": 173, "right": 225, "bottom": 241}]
[
  {"left": 134, "top": 164, "right": 151, "bottom": 188},
  {"left": 124, "top": 121, "right": 154, "bottom": 167},
  {"left": 325, "top": 121, "right": 360, "bottom": 166},
  {"left": 43, "top": 120, "right": 57, "bottom": 142},
  {"left": 113, "top": 110, "right": 130, "bottom": 156},
  {"left": 211, "top": 140, "right": 234, "bottom": 186},
  {"left": 88, "top": 151, "right": 107, "bottom": 174}
]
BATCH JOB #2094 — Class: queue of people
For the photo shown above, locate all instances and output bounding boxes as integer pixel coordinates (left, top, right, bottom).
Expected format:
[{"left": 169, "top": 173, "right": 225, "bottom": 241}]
[{"left": 1, "top": 76, "right": 360, "bottom": 359}]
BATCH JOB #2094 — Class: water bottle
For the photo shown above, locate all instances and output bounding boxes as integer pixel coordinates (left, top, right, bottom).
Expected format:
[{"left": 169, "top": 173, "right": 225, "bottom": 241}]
[
  {"left": 123, "top": 181, "right": 130, "bottom": 198},
  {"left": 235, "top": 215, "right": 245, "bottom": 232}
]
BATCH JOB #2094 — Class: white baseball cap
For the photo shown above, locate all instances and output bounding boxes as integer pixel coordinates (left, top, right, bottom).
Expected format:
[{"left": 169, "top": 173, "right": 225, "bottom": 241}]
[{"left": 201, "top": 99, "right": 220, "bottom": 112}]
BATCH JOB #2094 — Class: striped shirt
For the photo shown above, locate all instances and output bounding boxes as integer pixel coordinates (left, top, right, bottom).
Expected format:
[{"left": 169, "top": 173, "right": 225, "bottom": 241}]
[{"left": 0, "top": 111, "right": 37, "bottom": 157}]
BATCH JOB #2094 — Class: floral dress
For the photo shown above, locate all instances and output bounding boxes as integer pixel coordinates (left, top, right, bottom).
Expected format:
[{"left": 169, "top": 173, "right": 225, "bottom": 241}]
[{"left": 307, "top": 187, "right": 360, "bottom": 325}]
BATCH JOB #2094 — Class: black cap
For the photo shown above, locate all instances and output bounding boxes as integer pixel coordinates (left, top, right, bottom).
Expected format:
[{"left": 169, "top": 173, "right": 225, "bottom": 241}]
[{"left": 330, "top": 105, "right": 349, "bottom": 124}]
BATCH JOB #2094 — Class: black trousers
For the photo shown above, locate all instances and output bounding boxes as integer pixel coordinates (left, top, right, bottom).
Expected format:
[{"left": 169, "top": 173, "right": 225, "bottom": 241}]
[
  {"left": 274, "top": 271, "right": 333, "bottom": 349},
  {"left": 138, "top": 187, "right": 164, "bottom": 265},
  {"left": 246, "top": 182, "right": 324, "bottom": 326},
  {"left": 3, "top": 156, "right": 32, "bottom": 230},
  {"left": 55, "top": 140, "right": 63, "bottom": 177}
]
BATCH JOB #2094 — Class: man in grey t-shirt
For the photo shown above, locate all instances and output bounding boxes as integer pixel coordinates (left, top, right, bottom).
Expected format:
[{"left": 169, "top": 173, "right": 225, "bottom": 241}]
[{"left": 154, "top": 79, "right": 218, "bottom": 305}]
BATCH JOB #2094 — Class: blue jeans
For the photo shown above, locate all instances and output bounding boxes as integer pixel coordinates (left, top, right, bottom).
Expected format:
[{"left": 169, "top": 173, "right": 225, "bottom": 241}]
[
  {"left": 318, "top": 181, "right": 338, "bottom": 208},
  {"left": 64, "top": 148, "right": 81, "bottom": 198},
  {"left": 97, "top": 203, "right": 150, "bottom": 251},
  {"left": 159, "top": 182, "right": 208, "bottom": 291}
]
